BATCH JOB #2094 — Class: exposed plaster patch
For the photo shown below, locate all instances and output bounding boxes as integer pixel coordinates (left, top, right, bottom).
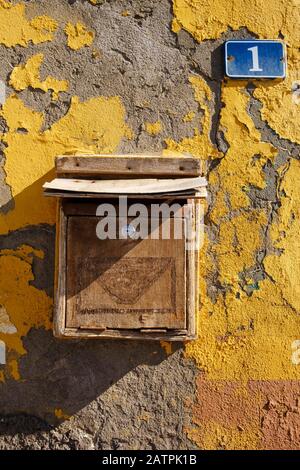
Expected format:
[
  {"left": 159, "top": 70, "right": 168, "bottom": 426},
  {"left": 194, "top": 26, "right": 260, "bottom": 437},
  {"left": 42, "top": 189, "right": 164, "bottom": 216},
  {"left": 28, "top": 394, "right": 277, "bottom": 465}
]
[
  {"left": 0, "top": 158, "right": 13, "bottom": 215},
  {"left": 0, "top": 305, "right": 17, "bottom": 334},
  {"left": 165, "top": 75, "right": 221, "bottom": 159}
]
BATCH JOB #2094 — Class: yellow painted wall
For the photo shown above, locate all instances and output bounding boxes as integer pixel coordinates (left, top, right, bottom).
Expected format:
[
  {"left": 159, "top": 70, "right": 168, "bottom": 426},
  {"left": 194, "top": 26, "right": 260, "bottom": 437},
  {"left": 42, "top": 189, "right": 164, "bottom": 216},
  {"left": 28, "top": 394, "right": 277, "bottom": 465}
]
[{"left": 0, "top": 0, "right": 299, "bottom": 450}]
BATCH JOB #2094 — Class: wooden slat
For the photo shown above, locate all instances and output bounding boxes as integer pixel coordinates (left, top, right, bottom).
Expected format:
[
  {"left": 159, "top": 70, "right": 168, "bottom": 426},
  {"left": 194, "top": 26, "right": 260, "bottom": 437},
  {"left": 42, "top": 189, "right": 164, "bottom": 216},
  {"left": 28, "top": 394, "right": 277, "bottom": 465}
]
[
  {"left": 186, "top": 201, "right": 196, "bottom": 337},
  {"left": 43, "top": 189, "right": 207, "bottom": 199},
  {"left": 43, "top": 176, "right": 207, "bottom": 194},
  {"left": 53, "top": 201, "right": 67, "bottom": 338},
  {"left": 60, "top": 327, "right": 193, "bottom": 341},
  {"left": 56, "top": 155, "right": 203, "bottom": 178},
  {"left": 186, "top": 199, "right": 201, "bottom": 338},
  {"left": 65, "top": 215, "right": 186, "bottom": 330}
]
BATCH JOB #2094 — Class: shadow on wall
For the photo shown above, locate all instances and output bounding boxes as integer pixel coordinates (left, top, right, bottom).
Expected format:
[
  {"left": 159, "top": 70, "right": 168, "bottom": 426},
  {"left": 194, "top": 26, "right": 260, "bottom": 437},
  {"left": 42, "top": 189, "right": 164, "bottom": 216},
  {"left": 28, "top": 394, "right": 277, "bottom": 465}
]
[
  {"left": 0, "top": 170, "right": 182, "bottom": 432},
  {"left": 0, "top": 329, "right": 178, "bottom": 431}
]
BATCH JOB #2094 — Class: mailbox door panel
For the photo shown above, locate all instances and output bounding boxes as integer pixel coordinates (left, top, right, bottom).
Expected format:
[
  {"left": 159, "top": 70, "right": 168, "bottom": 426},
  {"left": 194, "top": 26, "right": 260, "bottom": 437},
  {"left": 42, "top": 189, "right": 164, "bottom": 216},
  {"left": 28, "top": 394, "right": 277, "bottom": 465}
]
[{"left": 66, "top": 216, "right": 186, "bottom": 330}]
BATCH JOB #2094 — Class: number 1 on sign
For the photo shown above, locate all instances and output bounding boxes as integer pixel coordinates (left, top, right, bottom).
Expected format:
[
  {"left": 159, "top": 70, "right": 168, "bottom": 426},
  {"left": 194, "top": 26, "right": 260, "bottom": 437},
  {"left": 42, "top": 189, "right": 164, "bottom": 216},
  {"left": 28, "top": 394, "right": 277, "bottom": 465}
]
[{"left": 248, "top": 46, "right": 263, "bottom": 72}]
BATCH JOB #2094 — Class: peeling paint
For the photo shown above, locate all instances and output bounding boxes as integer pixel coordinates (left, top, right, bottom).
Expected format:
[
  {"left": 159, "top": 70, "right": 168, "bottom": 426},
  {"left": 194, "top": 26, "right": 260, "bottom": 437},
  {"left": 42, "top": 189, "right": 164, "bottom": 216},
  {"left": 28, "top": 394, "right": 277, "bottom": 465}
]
[
  {"left": 264, "top": 159, "right": 300, "bottom": 312},
  {"left": 183, "top": 111, "right": 195, "bottom": 123},
  {"left": 253, "top": 50, "right": 300, "bottom": 144},
  {"left": 10, "top": 54, "right": 68, "bottom": 100},
  {"left": 172, "top": 0, "right": 300, "bottom": 47},
  {"left": 0, "top": 93, "right": 131, "bottom": 231},
  {"left": 145, "top": 120, "right": 162, "bottom": 136},
  {"left": 165, "top": 76, "right": 221, "bottom": 159},
  {"left": 65, "top": 22, "right": 95, "bottom": 50}
]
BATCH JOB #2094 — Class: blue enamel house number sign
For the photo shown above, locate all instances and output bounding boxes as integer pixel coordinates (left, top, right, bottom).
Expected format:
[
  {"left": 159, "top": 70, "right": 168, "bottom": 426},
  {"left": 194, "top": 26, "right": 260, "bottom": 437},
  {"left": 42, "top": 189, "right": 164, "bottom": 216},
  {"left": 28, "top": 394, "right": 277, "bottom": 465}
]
[{"left": 225, "top": 40, "right": 286, "bottom": 79}]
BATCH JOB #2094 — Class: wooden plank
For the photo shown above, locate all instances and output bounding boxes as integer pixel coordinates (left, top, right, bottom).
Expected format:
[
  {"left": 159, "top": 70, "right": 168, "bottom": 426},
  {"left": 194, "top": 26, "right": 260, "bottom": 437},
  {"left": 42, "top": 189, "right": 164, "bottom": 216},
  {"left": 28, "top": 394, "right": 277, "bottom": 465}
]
[
  {"left": 60, "top": 327, "right": 193, "bottom": 341},
  {"left": 186, "top": 201, "right": 195, "bottom": 337},
  {"left": 185, "top": 199, "right": 201, "bottom": 338},
  {"left": 43, "top": 176, "right": 207, "bottom": 194},
  {"left": 193, "top": 199, "right": 201, "bottom": 338},
  {"left": 43, "top": 188, "right": 207, "bottom": 199},
  {"left": 62, "top": 200, "right": 185, "bottom": 217},
  {"left": 53, "top": 202, "right": 67, "bottom": 338},
  {"left": 56, "top": 155, "right": 203, "bottom": 177},
  {"left": 65, "top": 215, "right": 186, "bottom": 330}
]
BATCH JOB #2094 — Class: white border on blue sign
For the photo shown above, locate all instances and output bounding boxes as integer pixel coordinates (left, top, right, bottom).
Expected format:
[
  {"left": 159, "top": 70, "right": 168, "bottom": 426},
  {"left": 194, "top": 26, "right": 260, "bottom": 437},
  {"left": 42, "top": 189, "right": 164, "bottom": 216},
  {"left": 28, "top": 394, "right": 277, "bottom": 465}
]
[{"left": 225, "top": 40, "right": 286, "bottom": 79}]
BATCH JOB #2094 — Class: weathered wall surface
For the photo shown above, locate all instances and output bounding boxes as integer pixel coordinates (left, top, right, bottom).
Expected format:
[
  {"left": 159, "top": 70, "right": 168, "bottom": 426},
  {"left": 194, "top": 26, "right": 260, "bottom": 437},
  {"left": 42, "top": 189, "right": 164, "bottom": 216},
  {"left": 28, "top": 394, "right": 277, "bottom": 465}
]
[{"left": 0, "top": 0, "right": 299, "bottom": 450}]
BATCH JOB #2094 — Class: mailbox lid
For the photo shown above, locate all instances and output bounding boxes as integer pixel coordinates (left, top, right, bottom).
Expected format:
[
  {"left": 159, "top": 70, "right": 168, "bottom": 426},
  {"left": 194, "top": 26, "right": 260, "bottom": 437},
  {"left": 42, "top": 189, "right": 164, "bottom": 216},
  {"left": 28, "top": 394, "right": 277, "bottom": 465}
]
[
  {"left": 65, "top": 214, "right": 187, "bottom": 330},
  {"left": 43, "top": 176, "right": 207, "bottom": 198}
]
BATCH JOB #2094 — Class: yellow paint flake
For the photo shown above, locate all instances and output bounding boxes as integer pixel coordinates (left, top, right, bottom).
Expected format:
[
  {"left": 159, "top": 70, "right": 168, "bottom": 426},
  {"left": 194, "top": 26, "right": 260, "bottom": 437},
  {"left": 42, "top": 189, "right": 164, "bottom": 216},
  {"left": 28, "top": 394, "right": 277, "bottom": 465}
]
[
  {"left": 0, "top": 251, "right": 52, "bottom": 378},
  {"left": 8, "top": 358, "right": 20, "bottom": 381},
  {"left": 183, "top": 111, "right": 195, "bottom": 122},
  {"left": 145, "top": 120, "right": 162, "bottom": 135},
  {"left": 9, "top": 54, "right": 68, "bottom": 100},
  {"left": 160, "top": 341, "right": 172, "bottom": 355},
  {"left": 55, "top": 408, "right": 70, "bottom": 420},
  {"left": 172, "top": 0, "right": 300, "bottom": 48},
  {"left": 165, "top": 76, "right": 221, "bottom": 159},
  {"left": 65, "top": 22, "right": 94, "bottom": 50},
  {"left": 0, "top": 244, "right": 44, "bottom": 263},
  {"left": 0, "top": 93, "right": 131, "bottom": 232},
  {"left": 0, "top": 1, "right": 57, "bottom": 47},
  {"left": 214, "top": 210, "right": 267, "bottom": 285}
]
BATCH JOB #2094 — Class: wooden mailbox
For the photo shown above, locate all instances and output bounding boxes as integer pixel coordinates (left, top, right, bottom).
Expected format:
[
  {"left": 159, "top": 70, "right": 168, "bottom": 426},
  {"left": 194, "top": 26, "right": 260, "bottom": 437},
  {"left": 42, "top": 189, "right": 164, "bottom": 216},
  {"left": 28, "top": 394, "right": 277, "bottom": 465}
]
[{"left": 43, "top": 155, "right": 207, "bottom": 341}]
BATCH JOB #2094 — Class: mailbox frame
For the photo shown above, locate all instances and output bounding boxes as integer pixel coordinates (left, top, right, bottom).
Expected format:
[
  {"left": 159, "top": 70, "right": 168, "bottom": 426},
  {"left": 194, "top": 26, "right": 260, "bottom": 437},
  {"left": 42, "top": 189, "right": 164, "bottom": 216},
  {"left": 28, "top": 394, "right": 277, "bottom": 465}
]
[{"left": 44, "top": 155, "right": 206, "bottom": 341}]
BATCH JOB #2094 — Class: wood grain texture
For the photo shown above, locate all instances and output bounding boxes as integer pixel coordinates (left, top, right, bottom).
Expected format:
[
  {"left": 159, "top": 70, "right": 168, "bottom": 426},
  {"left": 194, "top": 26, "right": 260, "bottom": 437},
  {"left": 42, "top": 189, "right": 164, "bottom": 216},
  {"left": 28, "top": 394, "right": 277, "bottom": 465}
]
[
  {"left": 43, "top": 188, "right": 207, "bottom": 199},
  {"left": 53, "top": 202, "right": 67, "bottom": 338},
  {"left": 66, "top": 215, "right": 186, "bottom": 330},
  {"left": 56, "top": 155, "right": 204, "bottom": 177},
  {"left": 53, "top": 198, "right": 200, "bottom": 341},
  {"left": 59, "top": 327, "right": 192, "bottom": 341},
  {"left": 43, "top": 176, "right": 207, "bottom": 193}
]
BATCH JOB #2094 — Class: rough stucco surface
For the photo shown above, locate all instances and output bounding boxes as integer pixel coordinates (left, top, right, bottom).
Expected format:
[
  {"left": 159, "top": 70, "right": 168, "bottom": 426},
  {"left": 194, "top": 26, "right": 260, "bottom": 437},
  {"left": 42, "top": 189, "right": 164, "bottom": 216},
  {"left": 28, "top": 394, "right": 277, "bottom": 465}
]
[{"left": 0, "top": 0, "right": 299, "bottom": 450}]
